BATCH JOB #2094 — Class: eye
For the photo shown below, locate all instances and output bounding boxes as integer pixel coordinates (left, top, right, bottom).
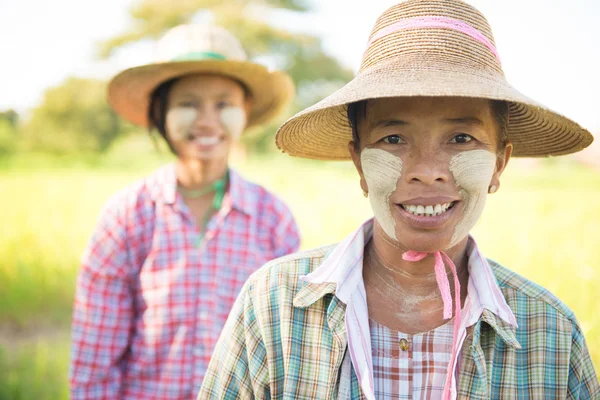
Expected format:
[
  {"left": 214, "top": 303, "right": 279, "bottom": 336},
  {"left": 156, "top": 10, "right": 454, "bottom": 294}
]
[
  {"left": 450, "top": 133, "right": 473, "bottom": 144},
  {"left": 216, "top": 101, "right": 231, "bottom": 109},
  {"left": 179, "top": 101, "right": 197, "bottom": 108},
  {"left": 382, "top": 135, "right": 404, "bottom": 144}
]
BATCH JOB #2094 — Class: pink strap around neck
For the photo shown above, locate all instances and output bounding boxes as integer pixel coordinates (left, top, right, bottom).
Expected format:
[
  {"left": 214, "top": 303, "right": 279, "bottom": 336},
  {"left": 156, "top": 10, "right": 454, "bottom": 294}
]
[
  {"left": 367, "top": 15, "right": 501, "bottom": 63},
  {"left": 402, "top": 250, "right": 462, "bottom": 400}
]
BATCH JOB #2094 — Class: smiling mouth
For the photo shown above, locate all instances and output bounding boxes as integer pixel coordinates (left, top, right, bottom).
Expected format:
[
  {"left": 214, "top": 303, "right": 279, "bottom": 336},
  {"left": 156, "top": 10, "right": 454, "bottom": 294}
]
[
  {"left": 187, "top": 136, "right": 221, "bottom": 146},
  {"left": 400, "top": 202, "right": 456, "bottom": 217}
]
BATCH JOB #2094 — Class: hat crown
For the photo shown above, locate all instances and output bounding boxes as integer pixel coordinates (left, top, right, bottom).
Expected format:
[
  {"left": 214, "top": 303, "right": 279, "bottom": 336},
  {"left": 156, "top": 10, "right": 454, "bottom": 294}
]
[
  {"left": 361, "top": 0, "right": 502, "bottom": 76},
  {"left": 154, "top": 24, "right": 248, "bottom": 63}
]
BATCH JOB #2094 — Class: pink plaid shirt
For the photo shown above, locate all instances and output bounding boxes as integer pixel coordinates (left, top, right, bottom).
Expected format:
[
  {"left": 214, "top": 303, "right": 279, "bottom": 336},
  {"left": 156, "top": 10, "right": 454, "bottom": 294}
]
[{"left": 69, "top": 164, "right": 300, "bottom": 400}]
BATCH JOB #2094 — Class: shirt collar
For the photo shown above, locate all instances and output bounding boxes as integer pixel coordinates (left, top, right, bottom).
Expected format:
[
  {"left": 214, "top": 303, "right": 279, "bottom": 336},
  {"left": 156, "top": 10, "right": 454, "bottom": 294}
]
[
  {"left": 149, "top": 163, "right": 255, "bottom": 216},
  {"left": 294, "top": 218, "right": 518, "bottom": 340},
  {"left": 149, "top": 163, "right": 177, "bottom": 204},
  {"left": 294, "top": 219, "right": 373, "bottom": 308}
]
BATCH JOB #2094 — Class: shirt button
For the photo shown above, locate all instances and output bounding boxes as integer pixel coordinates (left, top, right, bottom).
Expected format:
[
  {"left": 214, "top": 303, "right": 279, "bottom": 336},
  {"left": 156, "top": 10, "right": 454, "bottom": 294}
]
[{"left": 399, "top": 338, "right": 410, "bottom": 351}]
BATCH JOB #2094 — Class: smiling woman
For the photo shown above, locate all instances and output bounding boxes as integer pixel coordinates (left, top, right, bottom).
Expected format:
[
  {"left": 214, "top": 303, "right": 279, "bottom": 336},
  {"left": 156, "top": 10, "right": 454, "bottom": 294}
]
[
  {"left": 199, "top": 1, "right": 599, "bottom": 399},
  {"left": 69, "top": 24, "right": 300, "bottom": 400}
]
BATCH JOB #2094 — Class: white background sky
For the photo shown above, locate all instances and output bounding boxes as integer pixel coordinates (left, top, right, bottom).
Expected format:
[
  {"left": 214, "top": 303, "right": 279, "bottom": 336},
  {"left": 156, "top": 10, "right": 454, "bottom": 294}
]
[{"left": 1, "top": 0, "right": 599, "bottom": 132}]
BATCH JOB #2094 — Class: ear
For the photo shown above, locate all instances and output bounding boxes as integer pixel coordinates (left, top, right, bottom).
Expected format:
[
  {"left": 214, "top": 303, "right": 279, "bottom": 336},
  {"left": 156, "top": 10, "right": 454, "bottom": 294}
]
[
  {"left": 349, "top": 141, "right": 369, "bottom": 194},
  {"left": 490, "top": 141, "right": 513, "bottom": 192}
]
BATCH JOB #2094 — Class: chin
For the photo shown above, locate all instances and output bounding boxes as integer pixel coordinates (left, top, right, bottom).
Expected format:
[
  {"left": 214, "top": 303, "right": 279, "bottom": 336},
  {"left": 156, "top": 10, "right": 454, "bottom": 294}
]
[{"left": 395, "top": 230, "right": 455, "bottom": 253}]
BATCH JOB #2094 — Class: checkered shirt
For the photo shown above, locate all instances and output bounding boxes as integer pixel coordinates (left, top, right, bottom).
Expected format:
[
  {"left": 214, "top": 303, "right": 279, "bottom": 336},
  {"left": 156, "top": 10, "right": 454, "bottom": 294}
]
[
  {"left": 69, "top": 164, "right": 300, "bottom": 400},
  {"left": 370, "top": 318, "right": 454, "bottom": 399},
  {"left": 198, "top": 219, "right": 599, "bottom": 399}
]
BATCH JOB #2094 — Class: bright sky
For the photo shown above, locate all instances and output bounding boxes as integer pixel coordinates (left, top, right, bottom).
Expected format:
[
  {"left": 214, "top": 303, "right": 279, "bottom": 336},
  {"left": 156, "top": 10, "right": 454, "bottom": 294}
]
[{"left": 1, "top": 0, "right": 599, "bottom": 132}]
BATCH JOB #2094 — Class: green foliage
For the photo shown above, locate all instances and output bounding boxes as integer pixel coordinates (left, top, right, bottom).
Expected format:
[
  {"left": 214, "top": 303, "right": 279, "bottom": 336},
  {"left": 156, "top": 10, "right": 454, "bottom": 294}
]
[
  {"left": 22, "top": 78, "right": 125, "bottom": 154},
  {"left": 0, "top": 120, "right": 17, "bottom": 155},
  {"left": 0, "top": 336, "right": 70, "bottom": 400},
  {"left": 0, "top": 109, "right": 18, "bottom": 127},
  {"left": 97, "top": 0, "right": 353, "bottom": 152}
]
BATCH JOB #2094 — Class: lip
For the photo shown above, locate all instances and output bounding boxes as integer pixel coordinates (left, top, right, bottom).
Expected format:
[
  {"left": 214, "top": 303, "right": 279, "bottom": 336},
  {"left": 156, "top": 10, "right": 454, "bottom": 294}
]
[
  {"left": 398, "top": 196, "right": 459, "bottom": 206},
  {"left": 394, "top": 200, "right": 460, "bottom": 229}
]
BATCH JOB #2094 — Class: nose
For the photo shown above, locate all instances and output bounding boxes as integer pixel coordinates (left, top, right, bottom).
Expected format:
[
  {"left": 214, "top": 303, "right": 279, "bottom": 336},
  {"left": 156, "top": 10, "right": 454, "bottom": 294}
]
[
  {"left": 403, "top": 148, "right": 450, "bottom": 185},
  {"left": 192, "top": 106, "right": 221, "bottom": 130}
]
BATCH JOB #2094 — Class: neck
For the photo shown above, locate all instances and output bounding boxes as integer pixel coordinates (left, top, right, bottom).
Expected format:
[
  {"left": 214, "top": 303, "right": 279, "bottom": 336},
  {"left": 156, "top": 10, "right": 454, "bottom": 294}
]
[
  {"left": 365, "top": 222, "right": 470, "bottom": 298},
  {"left": 175, "top": 157, "right": 228, "bottom": 189}
]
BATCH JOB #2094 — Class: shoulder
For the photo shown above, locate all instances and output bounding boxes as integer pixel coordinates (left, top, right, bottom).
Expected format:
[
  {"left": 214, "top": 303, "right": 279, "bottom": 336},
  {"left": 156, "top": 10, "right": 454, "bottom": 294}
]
[
  {"left": 488, "top": 259, "right": 578, "bottom": 327},
  {"left": 99, "top": 165, "right": 168, "bottom": 223},
  {"left": 243, "top": 245, "right": 336, "bottom": 305},
  {"left": 232, "top": 170, "right": 294, "bottom": 219}
]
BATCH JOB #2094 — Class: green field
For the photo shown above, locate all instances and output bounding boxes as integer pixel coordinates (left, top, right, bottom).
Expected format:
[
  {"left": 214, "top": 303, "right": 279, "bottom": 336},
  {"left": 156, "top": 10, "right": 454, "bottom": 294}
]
[{"left": 1, "top": 143, "right": 599, "bottom": 398}]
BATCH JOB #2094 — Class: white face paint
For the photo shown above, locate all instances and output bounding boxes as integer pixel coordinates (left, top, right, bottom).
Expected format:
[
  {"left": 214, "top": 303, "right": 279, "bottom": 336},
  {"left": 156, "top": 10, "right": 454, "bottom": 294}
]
[
  {"left": 165, "top": 107, "right": 197, "bottom": 140},
  {"left": 220, "top": 106, "right": 246, "bottom": 139},
  {"left": 449, "top": 149, "right": 497, "bottom": 247},
  {"left": 361, "top": 148, "right": 403, "bottom": 240}
]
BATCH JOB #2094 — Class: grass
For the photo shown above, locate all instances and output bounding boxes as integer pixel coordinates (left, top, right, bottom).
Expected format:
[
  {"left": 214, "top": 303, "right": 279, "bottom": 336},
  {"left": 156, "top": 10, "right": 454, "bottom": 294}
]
[{"left": 1, "top": 143, "right": 599, "bottom": 398}]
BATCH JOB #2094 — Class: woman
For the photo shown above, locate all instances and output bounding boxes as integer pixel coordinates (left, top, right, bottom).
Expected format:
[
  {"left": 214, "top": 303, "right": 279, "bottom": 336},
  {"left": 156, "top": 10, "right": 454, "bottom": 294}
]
[
  {"left": 199, "top": 1, "right": 599, "bottom": 399},
  {"left": 69, "top": 24, "right": 300, "bottom": 399}
]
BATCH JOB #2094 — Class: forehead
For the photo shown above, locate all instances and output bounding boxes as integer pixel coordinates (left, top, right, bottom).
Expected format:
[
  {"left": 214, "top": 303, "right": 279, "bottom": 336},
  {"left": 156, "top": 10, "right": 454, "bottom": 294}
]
[
  {"left": 169, "top": 73, "right": 245, "bottom": 98},
  {"left": 364, "top": 96, "right": 494, "bottom": 123}
]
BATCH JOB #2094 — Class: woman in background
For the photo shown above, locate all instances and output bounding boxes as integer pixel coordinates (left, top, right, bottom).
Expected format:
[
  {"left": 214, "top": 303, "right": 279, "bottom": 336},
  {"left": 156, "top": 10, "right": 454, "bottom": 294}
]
[{"left": 70, "top": 24, "right": 300, "bottom": 399}]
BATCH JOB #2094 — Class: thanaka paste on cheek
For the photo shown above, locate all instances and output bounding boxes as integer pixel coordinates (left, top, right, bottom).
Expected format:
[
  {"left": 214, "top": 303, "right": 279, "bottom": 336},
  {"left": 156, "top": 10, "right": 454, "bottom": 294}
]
[
  {"left": 361, "top": 148, "right": 403, "bottom": 240},
  {"left": 220, "top": 106, "right": 246, "bottom": 139},
  {"left": 449, "top": 149, "right": 497, "bottom": 247},
  {"left": 165, "top": 107, "right": 197, "bottom": 140}
]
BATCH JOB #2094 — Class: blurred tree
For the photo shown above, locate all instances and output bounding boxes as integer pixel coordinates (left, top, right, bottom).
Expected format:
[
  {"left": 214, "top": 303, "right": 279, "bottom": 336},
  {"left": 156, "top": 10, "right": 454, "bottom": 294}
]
[
  {"left": 0, "top": 109, "right": 19, "bottom": 127},
  {"left": 23, "top": 78, "right": 125, "bottom": 154},
  {"left": 98, "top": 0, "right": 353, "bottom": 152},
  {"left": 0, "top": 110, "right": 19, "bottom": 154}
]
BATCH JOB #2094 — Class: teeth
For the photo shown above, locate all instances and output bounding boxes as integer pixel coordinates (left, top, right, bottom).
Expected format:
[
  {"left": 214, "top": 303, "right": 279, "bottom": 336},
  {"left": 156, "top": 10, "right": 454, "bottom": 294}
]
[
  {"left": 402, "top": 202, "right": 454, "bottom": 217},
  {"left": 195, "top": 137, "right": 219, "bottom": 146}
]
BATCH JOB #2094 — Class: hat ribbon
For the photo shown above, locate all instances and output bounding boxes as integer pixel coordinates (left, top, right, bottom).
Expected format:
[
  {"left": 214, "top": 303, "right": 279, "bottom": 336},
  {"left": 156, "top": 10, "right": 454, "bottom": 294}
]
[
  {"left": 171, "top": 51, "right": 227, "bottom": 62},
  {"left": 366, "top": 16, "right": 501, "bottom": 63}
]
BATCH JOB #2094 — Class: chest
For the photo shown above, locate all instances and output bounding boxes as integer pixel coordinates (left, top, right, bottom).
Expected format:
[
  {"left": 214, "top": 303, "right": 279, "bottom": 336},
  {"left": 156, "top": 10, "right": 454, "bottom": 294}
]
[
  {"left": 182, "top": 194, "right": 216, "bottom": 229},
  {"left": 131, "top": 202, "right": 274, "bottom": 319}
]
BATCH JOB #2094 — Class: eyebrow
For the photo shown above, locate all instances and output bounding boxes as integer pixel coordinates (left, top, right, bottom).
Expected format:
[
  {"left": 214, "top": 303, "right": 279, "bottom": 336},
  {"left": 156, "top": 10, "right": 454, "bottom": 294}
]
[
  {"left": 443, "top": 117, "right": 484, "bottom": 126},
  {"left": 370, "top": 119, "right": 408, "bottom": 130},
  {"left": 369, "top": 116, "right": 485, "bottom": 130}
]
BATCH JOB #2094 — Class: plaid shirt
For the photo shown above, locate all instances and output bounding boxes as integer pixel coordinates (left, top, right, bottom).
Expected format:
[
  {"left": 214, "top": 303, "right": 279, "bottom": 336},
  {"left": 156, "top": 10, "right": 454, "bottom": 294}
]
[
  {"left": 198, "top": 219, "right": 599, "bottom": 399},
  {"left": 370, "top": 318, "right": 454, "bottom": 399},
  {"left": 70, "top": 164, "right": 300, "bottom": 400}
]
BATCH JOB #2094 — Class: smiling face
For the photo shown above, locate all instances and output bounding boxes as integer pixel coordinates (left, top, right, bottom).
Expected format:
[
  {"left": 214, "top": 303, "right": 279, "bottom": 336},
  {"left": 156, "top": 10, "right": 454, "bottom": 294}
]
[
  {"left": 349, "top": 96, "right": 512, "bottom": 252},
  {"left": 165, "top": 74, "right": 250, "bottom": 162}
]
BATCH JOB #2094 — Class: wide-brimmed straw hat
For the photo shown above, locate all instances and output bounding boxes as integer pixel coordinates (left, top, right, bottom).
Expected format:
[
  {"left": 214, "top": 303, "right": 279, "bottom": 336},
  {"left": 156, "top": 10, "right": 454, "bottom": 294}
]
[
  {"left": 276, "top": 0, "right": 593, "bottom": 159},
  {"left": 108, "top": 24, "right": 294, "bottom": 128}
]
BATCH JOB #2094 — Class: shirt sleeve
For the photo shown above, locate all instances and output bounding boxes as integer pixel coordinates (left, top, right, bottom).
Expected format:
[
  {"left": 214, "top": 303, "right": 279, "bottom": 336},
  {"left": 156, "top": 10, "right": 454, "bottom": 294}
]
[
  {"left": 272, "top": 203, "right": 301, "bottom": 258},
  {"left": 197, "top": 280, "right": 270, "bottom": 399},
  {"left": 566, "top": 318, "right": 600, "bottom": 399},
  {"left": 69, "top": 197, "right": 134, "bottom": 399}
]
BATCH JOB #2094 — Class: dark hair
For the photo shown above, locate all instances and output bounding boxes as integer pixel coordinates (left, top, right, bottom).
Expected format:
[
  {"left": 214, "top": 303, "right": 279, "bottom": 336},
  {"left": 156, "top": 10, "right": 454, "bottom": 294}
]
[
  {"left": 147, "top": 75, "right": 252, "bottom": 154},
  {"left": 148, "top": 78, "right": 179, "bottom": 153},
  {"left": 347, "top": 99, "right": 509, "bottom": 153}
]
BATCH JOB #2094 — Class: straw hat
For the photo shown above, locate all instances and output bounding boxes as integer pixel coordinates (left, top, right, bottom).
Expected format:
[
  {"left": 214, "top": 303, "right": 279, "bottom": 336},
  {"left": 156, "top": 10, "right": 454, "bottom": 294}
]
[
  {"left": 276, "top": 0, "right": 593, "bottom": 159},
  {"left": 108, "top": 24, "right": 294, "bottom": 128}
]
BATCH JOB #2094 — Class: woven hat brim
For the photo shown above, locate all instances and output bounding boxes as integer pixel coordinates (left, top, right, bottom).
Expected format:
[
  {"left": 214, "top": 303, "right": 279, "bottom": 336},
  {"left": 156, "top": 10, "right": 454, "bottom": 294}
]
[
  {"left": 108, "top": 60, "right": 294, "bottom": 128},
  {"left": 276, "top": 60, "right": 593, "bottom": 159}
]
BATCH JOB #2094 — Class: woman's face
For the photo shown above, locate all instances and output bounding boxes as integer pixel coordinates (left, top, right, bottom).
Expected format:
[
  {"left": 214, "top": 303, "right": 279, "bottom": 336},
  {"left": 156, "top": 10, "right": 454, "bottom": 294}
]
[
  {"left": 165, "top": 74, "right": 250, "bottom": 162},
  {"left": 349, "top": 96, "right": 512, "bottom": 253}
]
